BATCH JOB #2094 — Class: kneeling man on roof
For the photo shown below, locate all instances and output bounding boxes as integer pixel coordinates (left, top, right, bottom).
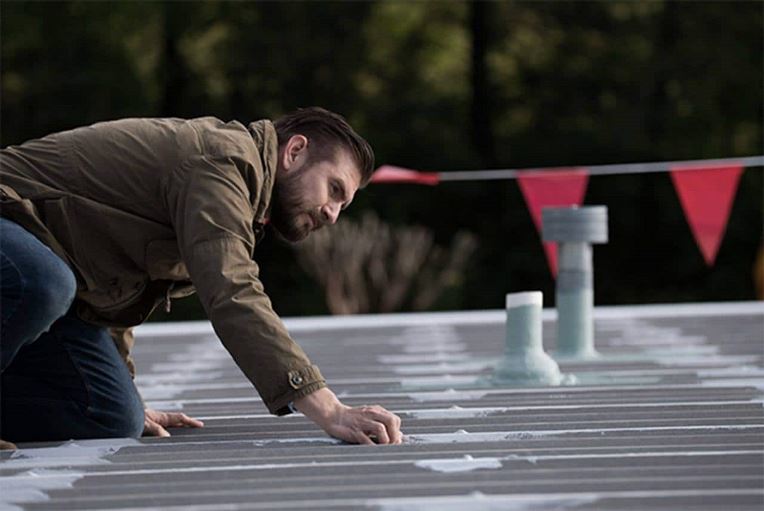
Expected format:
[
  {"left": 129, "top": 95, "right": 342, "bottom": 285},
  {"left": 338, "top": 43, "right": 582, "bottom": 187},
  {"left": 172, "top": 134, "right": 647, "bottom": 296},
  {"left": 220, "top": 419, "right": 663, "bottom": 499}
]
[{"left": 0, "top": 107, "right": 402, "bottom": 449}]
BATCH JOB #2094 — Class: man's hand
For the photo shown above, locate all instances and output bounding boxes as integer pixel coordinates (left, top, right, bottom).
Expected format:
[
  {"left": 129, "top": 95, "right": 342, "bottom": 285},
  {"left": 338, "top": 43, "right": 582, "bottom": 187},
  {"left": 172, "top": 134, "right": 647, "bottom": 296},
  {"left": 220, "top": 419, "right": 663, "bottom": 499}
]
[
  {"left": 143, "top": 408, "right": 204, "bottom": 437},
  {"left": 293, "top": 387, "right": 402, "bottom": 445}
]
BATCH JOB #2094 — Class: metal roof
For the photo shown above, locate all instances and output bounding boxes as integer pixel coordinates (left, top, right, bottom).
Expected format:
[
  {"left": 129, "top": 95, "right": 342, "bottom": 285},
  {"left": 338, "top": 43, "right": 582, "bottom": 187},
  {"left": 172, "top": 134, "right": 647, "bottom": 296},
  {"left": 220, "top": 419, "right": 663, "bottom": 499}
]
[{"left": 2, "top": 302, "right": 763, "bottom": 510}]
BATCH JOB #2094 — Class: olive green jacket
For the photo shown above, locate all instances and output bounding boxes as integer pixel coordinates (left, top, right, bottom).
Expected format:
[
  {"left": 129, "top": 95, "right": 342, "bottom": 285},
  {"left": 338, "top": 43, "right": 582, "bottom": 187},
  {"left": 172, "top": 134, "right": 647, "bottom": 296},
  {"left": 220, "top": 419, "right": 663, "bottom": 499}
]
[{"left": 0, "top": 117, "right": 325, "bottom": 415}]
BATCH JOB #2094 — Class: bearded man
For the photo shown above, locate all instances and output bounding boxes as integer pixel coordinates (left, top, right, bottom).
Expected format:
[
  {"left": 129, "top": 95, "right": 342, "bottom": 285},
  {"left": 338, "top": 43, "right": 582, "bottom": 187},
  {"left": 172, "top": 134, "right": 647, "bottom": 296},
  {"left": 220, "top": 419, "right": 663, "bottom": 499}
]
[{"left": 0, "top": 107, "right": 402, "bottom": 449}]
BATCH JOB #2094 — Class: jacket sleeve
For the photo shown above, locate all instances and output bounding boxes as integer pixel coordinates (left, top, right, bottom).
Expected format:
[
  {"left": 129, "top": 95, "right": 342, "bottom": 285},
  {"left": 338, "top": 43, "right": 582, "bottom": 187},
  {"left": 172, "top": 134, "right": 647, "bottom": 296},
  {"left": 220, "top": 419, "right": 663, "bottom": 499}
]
[
  {"left": 109, "top": 327, "right": 137, "bottom": 378},
  {"left": 164, "top": 154, "right": 326, "bottom": 415}
]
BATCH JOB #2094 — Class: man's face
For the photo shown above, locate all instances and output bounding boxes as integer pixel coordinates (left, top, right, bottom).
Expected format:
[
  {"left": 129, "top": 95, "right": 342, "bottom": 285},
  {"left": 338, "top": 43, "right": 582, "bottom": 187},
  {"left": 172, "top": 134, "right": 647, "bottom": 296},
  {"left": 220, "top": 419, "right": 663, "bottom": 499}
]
[{"left": 271, "top": 138, "right": 361, "bottom": 243}]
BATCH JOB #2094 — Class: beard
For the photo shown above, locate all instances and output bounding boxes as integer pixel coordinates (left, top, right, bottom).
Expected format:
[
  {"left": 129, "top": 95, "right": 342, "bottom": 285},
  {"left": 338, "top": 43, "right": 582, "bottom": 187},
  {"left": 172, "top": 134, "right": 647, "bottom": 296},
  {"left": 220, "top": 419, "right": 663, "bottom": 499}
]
[{"left": 270, "top": 169, "right": 318, "bottom": 243}]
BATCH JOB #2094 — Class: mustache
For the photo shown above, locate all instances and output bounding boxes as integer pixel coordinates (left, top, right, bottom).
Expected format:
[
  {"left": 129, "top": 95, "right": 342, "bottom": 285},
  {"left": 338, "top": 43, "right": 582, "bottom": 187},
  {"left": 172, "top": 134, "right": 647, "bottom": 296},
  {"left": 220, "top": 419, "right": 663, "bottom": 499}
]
[{"left": 309, "top": 211, "right": 325, "bottom": 230}]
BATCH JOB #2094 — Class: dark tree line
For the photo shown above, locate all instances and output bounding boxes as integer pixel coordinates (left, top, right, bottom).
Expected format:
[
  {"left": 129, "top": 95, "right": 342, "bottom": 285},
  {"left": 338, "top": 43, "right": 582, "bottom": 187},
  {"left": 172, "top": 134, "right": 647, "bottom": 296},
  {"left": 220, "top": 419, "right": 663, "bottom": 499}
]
[{"left": 1, "top": 1, "right": 761, "bottom": 319}]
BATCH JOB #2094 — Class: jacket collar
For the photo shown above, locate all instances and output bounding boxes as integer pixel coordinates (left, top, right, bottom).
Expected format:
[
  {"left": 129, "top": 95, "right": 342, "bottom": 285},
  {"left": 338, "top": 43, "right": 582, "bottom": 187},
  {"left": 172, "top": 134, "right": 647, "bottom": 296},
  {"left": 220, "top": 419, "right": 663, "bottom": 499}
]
[{"left": 246, "top": 120, "right": 278, "bottom": 227}]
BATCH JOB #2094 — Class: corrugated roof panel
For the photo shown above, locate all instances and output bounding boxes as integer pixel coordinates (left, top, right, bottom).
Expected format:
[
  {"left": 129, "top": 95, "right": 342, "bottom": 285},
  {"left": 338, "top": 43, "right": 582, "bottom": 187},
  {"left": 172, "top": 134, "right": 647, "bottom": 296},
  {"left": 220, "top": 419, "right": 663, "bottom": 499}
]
[{"left": 1, "top": 303, "right": 763, "bottom": 510}]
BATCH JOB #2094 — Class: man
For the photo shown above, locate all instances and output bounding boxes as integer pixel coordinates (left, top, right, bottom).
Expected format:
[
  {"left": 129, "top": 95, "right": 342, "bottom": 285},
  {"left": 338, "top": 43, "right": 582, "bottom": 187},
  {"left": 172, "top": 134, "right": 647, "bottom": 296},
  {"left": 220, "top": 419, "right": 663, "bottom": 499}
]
[{"left": 0, "top": 107, "right": 402, "bottom": 449}]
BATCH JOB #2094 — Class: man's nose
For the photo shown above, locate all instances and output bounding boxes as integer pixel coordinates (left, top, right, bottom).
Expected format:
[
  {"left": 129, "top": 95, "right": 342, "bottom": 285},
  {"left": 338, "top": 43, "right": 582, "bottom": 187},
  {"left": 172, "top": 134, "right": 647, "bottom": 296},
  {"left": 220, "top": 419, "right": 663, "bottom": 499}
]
[{"left": 321, "top": 202, "right": 341, "bottom": 224}]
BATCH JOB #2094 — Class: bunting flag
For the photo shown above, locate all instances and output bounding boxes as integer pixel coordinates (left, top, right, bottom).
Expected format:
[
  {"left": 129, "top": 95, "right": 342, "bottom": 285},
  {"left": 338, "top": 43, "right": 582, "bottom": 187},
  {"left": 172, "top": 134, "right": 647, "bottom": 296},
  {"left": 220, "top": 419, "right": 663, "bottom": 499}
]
[
  {"left": 517, "top": 169, "right": 590, "bottom": 277},
  {"left": 669, "top": 163, "right": 744, "bottom": 266},
  {"left": 370, "top": 165, "right": 440, "bottom": 185}
]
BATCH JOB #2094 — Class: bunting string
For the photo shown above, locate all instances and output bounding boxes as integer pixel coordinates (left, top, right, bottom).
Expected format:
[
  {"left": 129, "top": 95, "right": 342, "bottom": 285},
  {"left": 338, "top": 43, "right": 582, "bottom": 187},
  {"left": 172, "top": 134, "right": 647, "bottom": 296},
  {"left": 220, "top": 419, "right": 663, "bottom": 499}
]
[
  {"left": 371, "top": 155, "right": 762, "bottom": 274},
  {"left": 437, "top": 156, "right": 763, "bottom": 182}
]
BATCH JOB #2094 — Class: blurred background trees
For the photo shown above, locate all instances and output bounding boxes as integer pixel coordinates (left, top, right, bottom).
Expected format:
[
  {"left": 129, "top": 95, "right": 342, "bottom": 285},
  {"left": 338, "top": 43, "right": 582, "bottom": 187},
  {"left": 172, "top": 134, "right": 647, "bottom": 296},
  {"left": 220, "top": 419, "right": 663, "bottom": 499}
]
[
  {"left": 1, "top": 0, "right": 761, "bottom": 319},
  {"left": 294, "top": 212, "right": 477, "bottom": 314}
]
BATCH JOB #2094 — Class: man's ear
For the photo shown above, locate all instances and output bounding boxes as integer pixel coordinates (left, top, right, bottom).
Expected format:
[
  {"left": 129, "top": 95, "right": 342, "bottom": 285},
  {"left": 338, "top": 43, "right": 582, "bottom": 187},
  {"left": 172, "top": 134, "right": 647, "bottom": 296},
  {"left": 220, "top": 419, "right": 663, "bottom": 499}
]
[{"left": 282, "top": 135, "right": 309, "bottom": 172}]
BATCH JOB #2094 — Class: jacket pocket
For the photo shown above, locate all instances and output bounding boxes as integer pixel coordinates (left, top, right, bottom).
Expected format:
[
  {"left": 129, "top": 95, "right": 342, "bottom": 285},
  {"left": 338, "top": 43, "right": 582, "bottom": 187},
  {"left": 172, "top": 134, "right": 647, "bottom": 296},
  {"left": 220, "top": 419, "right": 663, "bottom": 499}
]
[{"left": 144, "top": 239, "right": 190, "bottom": 280}]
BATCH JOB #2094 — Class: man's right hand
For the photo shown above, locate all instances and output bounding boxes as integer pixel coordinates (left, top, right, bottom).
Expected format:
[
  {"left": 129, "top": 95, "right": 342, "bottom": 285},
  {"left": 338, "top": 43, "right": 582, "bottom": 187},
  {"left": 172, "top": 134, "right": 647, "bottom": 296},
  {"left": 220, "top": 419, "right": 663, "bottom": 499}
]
[{"left": 293, "top": 387, "right": 403, "bottom": 445}]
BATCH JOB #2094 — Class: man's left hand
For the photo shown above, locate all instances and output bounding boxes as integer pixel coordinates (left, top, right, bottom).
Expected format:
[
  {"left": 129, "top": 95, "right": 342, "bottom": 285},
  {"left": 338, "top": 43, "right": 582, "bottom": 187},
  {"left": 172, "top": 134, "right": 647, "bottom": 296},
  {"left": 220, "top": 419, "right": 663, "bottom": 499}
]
[{"left": 143, "top": 408, "right": 204, "bottom": 437}]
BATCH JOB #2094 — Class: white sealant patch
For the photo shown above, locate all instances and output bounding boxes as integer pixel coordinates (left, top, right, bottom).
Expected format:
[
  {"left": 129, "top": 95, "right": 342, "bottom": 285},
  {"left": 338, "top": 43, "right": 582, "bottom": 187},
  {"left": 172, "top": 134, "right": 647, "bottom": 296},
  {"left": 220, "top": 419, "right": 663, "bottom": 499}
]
[
  {"left": 251, "top": 437, "right": 342, "bottom": 447},
  {"left": 143, "top": 395, "right": 262, "bottom": 409},
  {"left": 698, "top": 366, "right": 764, "bottom": 377},
  {"left": 414, "top": 455, "right": 502, "bottom": 473},
  {"left": 143, "top": 400, "right": 186, "bottom": 411},
  {"left": 408, "top": 389, "right": 488, "bottom": 402},
  {"left": 377, "top": 353, "right": 474, "bottom": 364},
  {"left": 404, "top": 424, "right": 764, "bottom": 444},
  {"left": 138, "top": 382, "right": 250, "bottom": 400},
  {"left": 138, "top": 337, "right": 236, "bottom": 400},
  {"left": 608, "top": 334, "right": 707, "bottom": 347},
  {"left": 369, "top": 488, "right": 764, "bottom": 511},
  {"left": 135, "top": 370, "right": 225, "bottom": 385},
  {"left": 0, "top": 470, "right": 82, "bottom": 511},
  {"left": 149, "top": 356, "right": 229, "bottom": 374},
  {"left": 369, "top": 491, "right": 597, "bottom": 511},
  {"left": 406, "top": 430, "right": 551, "bottom": 444},
  {"left": 406, "top": 406, "right": 500, "bottom": 420},
  {"left": 402, "top": 342, "right": 467, "bottom": 354},
  {"left": 400, "top": 375, "right": 481, "bottom": 388},
  {"left": 660, "top": 355, "right": 761, "bottom": 367},
  {"left": 389, "top": 325, "right": 471, "bottom": 357},
  {"left": 5, "top": 438, "right": 141, "bottom": 469},
  {"left": 0, "top": 438, "right": 141, "bottom": 510},
  {"left": 391, "top": 361, "right": 492, "bottom": 375},
  {"left": 398, "top": 324, "right": 462, "bottom": 342},
  {"left": 700, "top": 378, "right": 764, "bottom": 391}
]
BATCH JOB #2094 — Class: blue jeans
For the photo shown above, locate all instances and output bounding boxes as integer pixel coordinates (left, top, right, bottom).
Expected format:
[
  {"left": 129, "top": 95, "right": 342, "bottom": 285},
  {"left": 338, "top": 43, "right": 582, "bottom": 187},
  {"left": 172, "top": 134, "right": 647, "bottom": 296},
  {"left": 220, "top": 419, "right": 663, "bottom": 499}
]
[{"left": 0, "top": 218, "right": 144, "bottom": 442}]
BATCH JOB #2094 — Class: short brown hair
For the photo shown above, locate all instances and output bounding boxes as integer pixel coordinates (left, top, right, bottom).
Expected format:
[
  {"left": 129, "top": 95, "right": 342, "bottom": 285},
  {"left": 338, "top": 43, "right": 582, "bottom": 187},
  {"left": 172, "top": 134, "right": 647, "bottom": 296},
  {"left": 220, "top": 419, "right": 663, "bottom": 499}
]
[{"left": 273, "top": 107, "right": 375, "bottom": 187}]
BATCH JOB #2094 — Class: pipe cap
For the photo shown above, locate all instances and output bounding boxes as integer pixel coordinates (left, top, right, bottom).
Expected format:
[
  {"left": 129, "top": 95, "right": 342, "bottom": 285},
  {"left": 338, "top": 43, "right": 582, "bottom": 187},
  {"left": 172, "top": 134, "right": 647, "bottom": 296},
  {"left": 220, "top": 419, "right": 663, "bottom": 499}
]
[
  {"left": 506, "top": 291, "right": 543, "bottom": 309},
  {"left": 542, "top": 206, "right": 608, "bottom": 243}
]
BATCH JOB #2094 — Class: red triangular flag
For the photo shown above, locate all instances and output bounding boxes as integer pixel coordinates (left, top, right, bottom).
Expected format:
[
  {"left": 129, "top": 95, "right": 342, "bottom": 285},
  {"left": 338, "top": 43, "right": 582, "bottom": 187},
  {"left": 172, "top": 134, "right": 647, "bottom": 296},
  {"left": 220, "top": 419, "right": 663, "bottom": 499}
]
[
  {"left": 371, "top": 165, "right": 440, "bottom": 185},
  {"left": 669, "top": 164, "right": 743, "bottom": 266},
  {"left": 517, "top": 168, "right": 589, "bottom": 277}
]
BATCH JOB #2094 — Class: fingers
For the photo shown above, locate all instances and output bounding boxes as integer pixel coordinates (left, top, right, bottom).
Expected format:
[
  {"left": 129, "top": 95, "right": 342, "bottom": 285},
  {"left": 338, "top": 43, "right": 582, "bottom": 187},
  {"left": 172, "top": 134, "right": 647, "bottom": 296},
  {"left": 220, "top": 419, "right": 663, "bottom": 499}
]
[
  {"left": 143, "top": 418, "right": 170, "bottom": 438},
  {"left": 364, "top": 421, "right": 390, "bottom": 445},
  {"left": 297, "top": 388, "right": 401, "bottom": 446},
  {"left": 142, "top": 410, "right": 204, "bottom": 438},
  {"left": 150, "top": 411, "right": 204, "bottom": 429},
  {"left": 354, "top": 430, "right": 376, "bottom": 446},
  {"left": 360, "top": 405, "right": 403, "bottom": 445},
  {"left": 339, "top": 405, "right": 401, "bottom": 445},
  {"left": 165, "top": 412, "right": 205, "bottom": 429}
]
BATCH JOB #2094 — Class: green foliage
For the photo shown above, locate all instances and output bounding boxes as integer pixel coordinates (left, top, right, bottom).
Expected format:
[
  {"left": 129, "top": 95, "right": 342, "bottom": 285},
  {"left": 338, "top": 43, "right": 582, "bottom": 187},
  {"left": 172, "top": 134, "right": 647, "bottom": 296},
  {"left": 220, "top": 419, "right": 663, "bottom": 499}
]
[{"left": 1, "top": 0, "right": 761, "bottom": 319}]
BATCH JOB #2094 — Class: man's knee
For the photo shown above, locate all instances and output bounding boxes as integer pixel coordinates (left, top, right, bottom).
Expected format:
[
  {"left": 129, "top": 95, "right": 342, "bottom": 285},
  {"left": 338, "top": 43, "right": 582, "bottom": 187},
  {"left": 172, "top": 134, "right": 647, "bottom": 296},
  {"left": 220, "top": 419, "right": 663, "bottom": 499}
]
[
  {"left": 28, "top": 262, "right": 77, "bottom": 323},
  {"left": 1, "top": 251, "right": 77, "bottom": 370},
  {"left": 115, "top": 402, "right": 145, "bottom": 439},
  {"left": 1, "top": 219, "right": 78, "bottom": 326},
  {"left": 100, "top": 387, "right": 145, "bottom": 439},
  {"left": 97, "top": 403, "right": 144, "bottom": 439},
  {"left": 0, "top": 394, "right": 144, "bottom": 443}
]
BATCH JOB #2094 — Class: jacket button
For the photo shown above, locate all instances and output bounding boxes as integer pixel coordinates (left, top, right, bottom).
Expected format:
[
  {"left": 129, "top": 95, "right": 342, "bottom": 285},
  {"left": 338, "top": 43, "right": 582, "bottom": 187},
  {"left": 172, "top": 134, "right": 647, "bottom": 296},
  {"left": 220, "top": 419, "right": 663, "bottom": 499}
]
[{"left": 290, "top": 374, "right": 304, "bottom": 386}]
